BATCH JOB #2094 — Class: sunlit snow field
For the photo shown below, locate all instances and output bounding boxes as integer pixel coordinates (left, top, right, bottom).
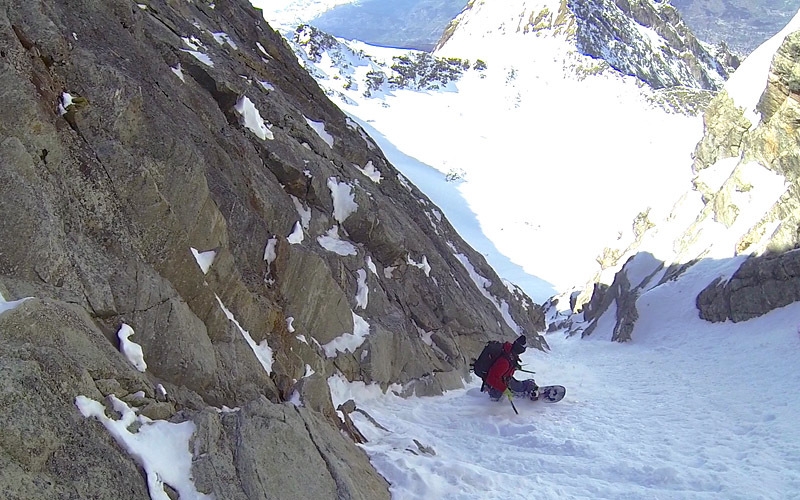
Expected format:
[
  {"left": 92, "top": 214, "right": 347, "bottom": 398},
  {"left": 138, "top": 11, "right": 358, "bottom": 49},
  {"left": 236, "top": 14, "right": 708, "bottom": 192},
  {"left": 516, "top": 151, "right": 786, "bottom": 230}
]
[{"left": 331, "top": 299, "right": 800, "bottom": 499}]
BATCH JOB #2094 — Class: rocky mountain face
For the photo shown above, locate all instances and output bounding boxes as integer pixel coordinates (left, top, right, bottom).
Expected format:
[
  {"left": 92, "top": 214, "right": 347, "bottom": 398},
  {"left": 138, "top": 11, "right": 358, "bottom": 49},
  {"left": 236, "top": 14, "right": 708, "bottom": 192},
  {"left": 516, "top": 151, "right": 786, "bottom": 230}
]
[
  {"left": 435, "top": 0, "right": 739, "bottom": 90},
  {"left": 0, "top": 0, "right": 544, "bottom": 497},
  {"left": 693, "top": 31, "right": 800, "bottom": 322},
  {"left": 554, "top": 29, "right": 800, "bottom": 340}
]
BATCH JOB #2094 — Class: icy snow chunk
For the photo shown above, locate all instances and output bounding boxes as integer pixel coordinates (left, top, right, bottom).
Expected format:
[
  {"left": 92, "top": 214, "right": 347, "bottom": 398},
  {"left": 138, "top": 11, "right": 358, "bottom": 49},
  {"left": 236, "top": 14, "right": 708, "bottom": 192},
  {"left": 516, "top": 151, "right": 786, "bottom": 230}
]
[
  {"left": 317, "top": 226, "right": 357, "bottom": 256},
  {"left": 355, "top": 160, "right": 382, "bottom": 183},
  {"left": 117, "top": 323, "right": 147, "bottom": 372},
  {"left": 190, "top": 247, "right": 216, "bottom": 274},
  {"left": 234, "top": 95, "right": 274, "bottom": 140},
  {"left": 306, "top": 117, "right": 335, "bottom": 148},
  {"left": 182, "top": 36, "right": 199, "bottom": 50},
  {"left": 397, "top": 173, "right": 413, "bottom": 192},
  {"left": 327, "top": 177, "right": 358, "bottom": 222},
  {"left": 263, "top": 236, "right": 278, "bottom": 265},
  {"left": 170, "top": 64, "right": 186, "bottom": 82},
  {"left": 366, "top": 256, "right": 378, "bottom": 276},
  {"left": 75, "top": 395, "right": 210, "bottom": 500},
  {"left": 290, "top": 195, "right": 312, "bottom": 229},
  {"left": 322, "top": 312, "right": 371, "bottom": 357},
  {"left": 0, "top": 292, "right": 30, "bottom": 316},
  {"left": 182, "top": 49, "right": 214, "bottom": 67},
  {"left": 346, "top": 117, "right": 376, "bottom": 150},
  {"left": 211, "top": 31, "right": 238, "bottom": 49},
  {"left": 407, "top": 254, "right": 431, "bottom": 277},
  {"left": 287, "top": 221, "right": 304, "bottom": 244},
  {"left": 57, "top": 92, "right": 73, "bottom": 116},
  {"left": 355, "top": 269, "right": 368, "bottom": 309},
  {"left": 215, "top": 294, "right": 273, "bottom": 373},
  {"left": 451, "top": 247, "right": 522, "bottom": 335}
]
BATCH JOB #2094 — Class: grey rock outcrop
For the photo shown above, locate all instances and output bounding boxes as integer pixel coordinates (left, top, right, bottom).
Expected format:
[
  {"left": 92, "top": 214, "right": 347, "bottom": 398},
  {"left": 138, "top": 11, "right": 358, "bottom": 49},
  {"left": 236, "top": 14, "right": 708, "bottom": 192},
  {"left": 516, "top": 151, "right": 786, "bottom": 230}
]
[
  {"left": 580, "top": 255, "right": 645, "bottom": 342},
  {"left": 697, "top": 249, "right": 800, "bottom": 323},
  {"left": 0, "top": 0, "right": 544, "bottom": 497}
]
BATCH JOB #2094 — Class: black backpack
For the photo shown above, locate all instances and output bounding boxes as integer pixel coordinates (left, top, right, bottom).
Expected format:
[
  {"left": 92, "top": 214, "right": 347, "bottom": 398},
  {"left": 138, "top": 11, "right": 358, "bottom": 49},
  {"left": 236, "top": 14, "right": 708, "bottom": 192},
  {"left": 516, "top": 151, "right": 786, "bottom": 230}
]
[{"left": 471, "top": 341, "right": 505, "bottom": 384}]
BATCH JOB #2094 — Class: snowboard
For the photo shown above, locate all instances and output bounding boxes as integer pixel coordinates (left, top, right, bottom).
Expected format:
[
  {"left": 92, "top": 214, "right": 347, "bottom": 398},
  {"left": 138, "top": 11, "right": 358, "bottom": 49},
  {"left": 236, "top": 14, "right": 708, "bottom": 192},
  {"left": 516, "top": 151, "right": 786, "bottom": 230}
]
[{"left": 532, "top": 385, "right": 566, "bottom": 403}]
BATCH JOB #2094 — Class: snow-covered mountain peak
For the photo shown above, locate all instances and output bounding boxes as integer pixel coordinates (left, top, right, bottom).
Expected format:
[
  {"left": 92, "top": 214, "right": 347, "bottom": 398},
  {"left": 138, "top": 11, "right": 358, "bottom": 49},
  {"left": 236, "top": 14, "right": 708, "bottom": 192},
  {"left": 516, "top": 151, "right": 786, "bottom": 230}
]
[
  {"left": 435, "top": 0, "right": 738, "bottom": 90},
  {"left": 435, "top": 0, "right": 574, "bottom": 52}
]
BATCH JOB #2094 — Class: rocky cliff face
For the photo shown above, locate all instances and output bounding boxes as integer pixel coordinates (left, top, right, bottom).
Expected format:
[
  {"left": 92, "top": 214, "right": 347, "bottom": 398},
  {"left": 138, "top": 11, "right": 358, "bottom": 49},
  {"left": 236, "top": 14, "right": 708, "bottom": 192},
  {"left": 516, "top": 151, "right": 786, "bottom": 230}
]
[
  {"left": 553, "top": 27, "right": 800, "bottom": 339},
  {"left": 435, "top": 0, "right": 738, "bottom": 90},
  {"left": 693, "top": 30, "right": 800, "bottom": 322},
  {"left": 0, "top": 0, "right": 544, "bottom": 497}
]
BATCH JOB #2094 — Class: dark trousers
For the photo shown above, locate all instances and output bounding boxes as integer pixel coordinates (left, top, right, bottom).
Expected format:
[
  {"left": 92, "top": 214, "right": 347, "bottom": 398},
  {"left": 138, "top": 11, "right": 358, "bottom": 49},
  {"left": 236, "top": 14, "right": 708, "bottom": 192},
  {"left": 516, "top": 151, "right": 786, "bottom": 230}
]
[{"left": 487, "top": 378, "right": 536, "bottom": 400}]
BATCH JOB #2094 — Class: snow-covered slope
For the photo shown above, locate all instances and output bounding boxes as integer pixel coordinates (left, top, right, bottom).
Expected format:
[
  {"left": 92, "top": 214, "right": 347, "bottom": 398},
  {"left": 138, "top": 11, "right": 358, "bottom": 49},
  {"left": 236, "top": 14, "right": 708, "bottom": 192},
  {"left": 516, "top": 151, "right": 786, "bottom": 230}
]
[
  {"left": 272, "top": 5, "right": 714, "bottom": 302},
  {"left": 334, "top": 299, "right": 800, "bottom": 499}
]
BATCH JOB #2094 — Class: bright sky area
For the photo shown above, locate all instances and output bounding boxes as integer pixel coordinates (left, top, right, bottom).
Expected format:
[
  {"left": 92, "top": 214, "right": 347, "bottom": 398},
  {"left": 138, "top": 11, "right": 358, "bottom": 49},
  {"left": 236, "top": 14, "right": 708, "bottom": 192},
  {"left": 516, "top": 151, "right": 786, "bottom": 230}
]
[{"left": 2, "top": 1, "right": 799, "bottom": 498}]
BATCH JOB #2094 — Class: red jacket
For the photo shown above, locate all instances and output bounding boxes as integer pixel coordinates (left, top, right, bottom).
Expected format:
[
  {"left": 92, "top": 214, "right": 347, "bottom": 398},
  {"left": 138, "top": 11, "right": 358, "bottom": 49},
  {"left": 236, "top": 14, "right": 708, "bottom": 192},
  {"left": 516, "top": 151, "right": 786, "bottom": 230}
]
[{"left": 485, "top": 342, "right": 518, "bottom": 392}]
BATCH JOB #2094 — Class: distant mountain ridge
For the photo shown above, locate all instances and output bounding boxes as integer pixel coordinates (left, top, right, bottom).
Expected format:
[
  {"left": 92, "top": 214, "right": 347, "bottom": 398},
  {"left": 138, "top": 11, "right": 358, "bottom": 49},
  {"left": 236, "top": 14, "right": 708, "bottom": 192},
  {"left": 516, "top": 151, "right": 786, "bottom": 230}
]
[
  {"left": 259, "top": 0, "right": 799, "bottom": 57},
  {"left": 306, "top": 0, "right": 467, "bottom": 51},
  {"left": 290, "top": 0, "right": 737, "bottom": 95},
  {"left": 671, "top": 0, "right": 800, "bottom": 54},
  {"left": 434, "top": 0, "right": 738, "bottom": 90}
]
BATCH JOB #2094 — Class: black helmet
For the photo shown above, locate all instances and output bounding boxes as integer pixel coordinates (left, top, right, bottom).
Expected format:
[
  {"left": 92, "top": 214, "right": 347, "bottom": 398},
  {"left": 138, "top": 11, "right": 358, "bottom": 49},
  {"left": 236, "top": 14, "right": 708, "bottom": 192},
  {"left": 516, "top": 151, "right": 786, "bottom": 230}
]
[{"left": 511, "top": 335, "right": 526, "bottom": 355}]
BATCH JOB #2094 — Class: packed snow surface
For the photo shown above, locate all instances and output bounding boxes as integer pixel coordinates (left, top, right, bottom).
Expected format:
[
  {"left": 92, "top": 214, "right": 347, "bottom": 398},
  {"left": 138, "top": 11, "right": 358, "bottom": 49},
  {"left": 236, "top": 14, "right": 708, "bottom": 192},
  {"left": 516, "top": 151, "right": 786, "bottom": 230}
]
[{"left": 330, "top": 299, "right": 800, "bottom": 499}]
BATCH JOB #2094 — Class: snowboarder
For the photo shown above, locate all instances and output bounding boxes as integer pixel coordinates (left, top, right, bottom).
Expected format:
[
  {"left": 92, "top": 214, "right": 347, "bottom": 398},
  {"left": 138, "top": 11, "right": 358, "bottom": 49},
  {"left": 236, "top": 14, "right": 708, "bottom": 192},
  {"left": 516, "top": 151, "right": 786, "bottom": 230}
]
[{"left": 484, "top": 335, "right": 539, "bottom": 401}]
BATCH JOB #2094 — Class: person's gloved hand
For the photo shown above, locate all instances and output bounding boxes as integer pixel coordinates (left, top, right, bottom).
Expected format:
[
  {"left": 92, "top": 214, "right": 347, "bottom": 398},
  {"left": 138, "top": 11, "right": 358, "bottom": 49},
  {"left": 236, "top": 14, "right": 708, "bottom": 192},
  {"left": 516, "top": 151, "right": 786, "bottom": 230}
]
[{"left": 503, "top": 388, "right": 513, "bottom": 399}]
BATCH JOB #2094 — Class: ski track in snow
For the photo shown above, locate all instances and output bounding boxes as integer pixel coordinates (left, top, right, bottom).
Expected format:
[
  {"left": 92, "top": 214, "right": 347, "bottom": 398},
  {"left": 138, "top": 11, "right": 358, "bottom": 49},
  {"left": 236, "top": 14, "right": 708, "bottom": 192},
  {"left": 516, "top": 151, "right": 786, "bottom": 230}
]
[{"left": 350, "top": 322, "right": 800, "bottom": 500}]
